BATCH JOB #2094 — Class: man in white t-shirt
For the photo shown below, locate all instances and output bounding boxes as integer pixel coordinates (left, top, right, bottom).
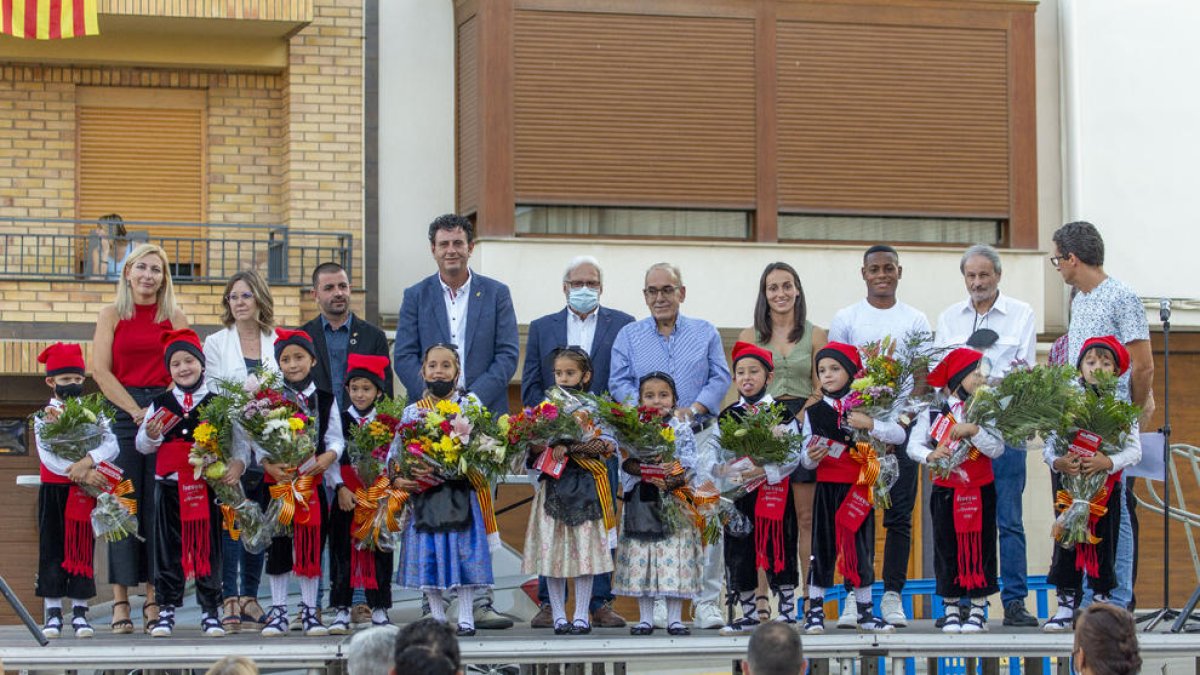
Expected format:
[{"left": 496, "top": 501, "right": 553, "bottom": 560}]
[{"left": 828, "top": 245, "right": 931, "bottom": 628}]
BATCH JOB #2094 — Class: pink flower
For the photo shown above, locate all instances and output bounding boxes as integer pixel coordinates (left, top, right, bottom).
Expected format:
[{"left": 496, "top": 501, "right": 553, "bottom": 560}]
[{"left": 449, "top": 416, "right": 473, "bottom": 441}]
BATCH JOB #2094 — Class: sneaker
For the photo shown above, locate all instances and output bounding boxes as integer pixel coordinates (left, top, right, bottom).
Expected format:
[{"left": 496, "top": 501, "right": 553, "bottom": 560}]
[
  {"left": 1003, "top": 600, "right": 1040, "bottom": 627},
  {"left": 473, "top": 604, "right": 514, "bottom": 630},
  {"left": 200, "top": 612, "right": 226, "bottom": 638},
  {"left": 880, "top": 591, "right": 908, "bottom": 627},
  {"left": 371, "top": 608, "right": 392, "bottom": 627},
  {"left": 961, "top": 605, "right": 988, "bottom": 634},
  {"left": 836, "top": 599, "right": 858, "bottom": 629},
  {"left": 351, "top": 603, "right": 372, "bottom": 626},
  {"left": 261, "top": 605, "right": 289, "bottom": 637},
  {"left": 530, "top": 603, "right": 554, "bottom": 629},
  {"left": 300, "top": 603, "right": 328, "bottom": 637},
  {"left": 43, "top": 608, "right": 63, "bottom": 639},
  {"left": 652, "top": 598, "right": 668, "bottom": 629},
  {"left": 70, "top": 606, "right": 94, "bottom": 639},
  {"left": 328, "top": 607, "right": 352, "bottom": 635},
  {"left": 941, "top": 605, "right": 962, "bottom": 634},
  {"left": 591, "top": 601, "right": 627, "bottom": 628},
  {"left": 803, "top": 605, "right": 825, "bottom": 635},
  {"left": 149, "top": 607, "right": 175, "bottom": 638},
  {"left": 289, "top": 614, "right": 303, "bottom": 632},
  {"left": 692, "top": 601, "right": 726, "bottom": 629},
  {"left": 719, "top": 616, "right": 760, "bottom": 635}
]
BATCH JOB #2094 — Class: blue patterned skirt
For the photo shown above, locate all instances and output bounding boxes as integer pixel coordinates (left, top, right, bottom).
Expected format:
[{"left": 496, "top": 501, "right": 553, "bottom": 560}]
[{"left": 396, "top": 491, "right": 493, "bottom": 591}]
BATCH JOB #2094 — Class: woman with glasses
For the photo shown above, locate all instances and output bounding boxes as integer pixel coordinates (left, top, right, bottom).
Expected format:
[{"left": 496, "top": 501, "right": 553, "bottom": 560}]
[
  {"left": 202, "top": 269, "right": 281, "bottom": 632},
  {"left": 736, "top": 262, "right": 827, "bottom": 622}
]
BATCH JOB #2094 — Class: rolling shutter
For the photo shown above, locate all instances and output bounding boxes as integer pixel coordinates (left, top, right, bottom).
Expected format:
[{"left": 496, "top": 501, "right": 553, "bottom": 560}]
[{"left": 456, "top": 15, "right": 480, "bottom": 217}]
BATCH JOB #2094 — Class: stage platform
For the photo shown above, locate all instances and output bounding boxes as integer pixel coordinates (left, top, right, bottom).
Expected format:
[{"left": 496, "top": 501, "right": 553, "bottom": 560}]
[{"left": 2, "top": 622, "right": 1199, "bottom": 673}]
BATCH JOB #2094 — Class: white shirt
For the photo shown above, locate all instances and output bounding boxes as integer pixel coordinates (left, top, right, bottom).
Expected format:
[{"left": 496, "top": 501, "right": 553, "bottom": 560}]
[
  {"left": 934, "top": 292, "right": 1037, "bottom": 378},
  {"left": 828, "top": 299, "right": 931, "bottom": 348},
  {"left": 439, "top": 270, "right": 472, "bottom": 388},
  {"left": 35, "top": 398, "right": 120, "bottom": 477},
  {"left": 566, "top": 307, "right": 599, "bottom": 355}
]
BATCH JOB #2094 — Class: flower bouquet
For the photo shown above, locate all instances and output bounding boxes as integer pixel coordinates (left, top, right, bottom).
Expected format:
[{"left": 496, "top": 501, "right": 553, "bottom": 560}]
[
  {"left": 506, "top": 387, "right": 604, "bottom": 473},
  {"left": 716, "top": 402, "right": 803, "bottom": 470},
  {"left": 460, "top": 402, "right": 519, "bottom": 483},
  {"left": 346, "top": 395, "right": 407, "bottom": 553},
  {"left": 963, "top": 362, "right": 1081, "bottom": 447},
  {"left": 843, "top": 330, "right": 945, "bottom": 429},
  {"left": 1051, "top": 372, "right": 1140, "bottom": 550},
  {"left": 34, "top": 396, "right": 141, "bottom": 543},
  {"left": 586, "top": 394, "right": 677, "bottom": 464}
]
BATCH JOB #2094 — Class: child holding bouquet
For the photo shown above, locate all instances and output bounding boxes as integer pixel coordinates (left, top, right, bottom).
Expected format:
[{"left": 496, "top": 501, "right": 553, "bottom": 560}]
[
  {"left": 711, "top": 342, "right": 803, "bottom": 633},
  {"left": 392, "top": 343, "right": 493, "bottom": 637},
  {"left": 907, "top": 348, "right": 1004, "bottom": 633},
  {"left": 800, "top": 342, "right": 905, "bottom": 634},
  {"left": 33, "top": 343, "right": 120, "bottom": 639},
  {"left": 327, "top": 353, "right": 398, "bottom": 633},
  {"left": 1042, "top": 336, "right": 1141, "bottom": 632},
  {"left": 611, "top": 372, "right": 704, "bottom": 636},
  {"left": 136, "top": 329, "right": 239, "bottom": 637},
  {"left": 254, "top": 328, "right": 344, "bottom": 637},
  {"left": 521, "top": 347, "right": 617, "bottom": 636}
]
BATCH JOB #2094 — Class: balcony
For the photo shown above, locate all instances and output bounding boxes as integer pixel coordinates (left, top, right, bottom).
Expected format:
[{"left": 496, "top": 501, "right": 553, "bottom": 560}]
[{"left": 0, "top": 217, "right": 350, "bottom": 286}]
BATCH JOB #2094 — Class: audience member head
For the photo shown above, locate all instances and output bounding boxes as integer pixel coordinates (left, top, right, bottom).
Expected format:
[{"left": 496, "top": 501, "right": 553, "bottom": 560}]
[
  {"left": 743, "top": 622, "right": 805, "bottom": 675},
  {"left": 204, "top": 656, "right": 258, "bottom": 675},
  {"left": 392, "top": 619, "right": 461, "bottom": 675},
  {"left": 346, "top": 624, "right": 400, "bottom": 675},
  {"left": 1073, "top": 603, "right": 1141, "bottom": 675}
]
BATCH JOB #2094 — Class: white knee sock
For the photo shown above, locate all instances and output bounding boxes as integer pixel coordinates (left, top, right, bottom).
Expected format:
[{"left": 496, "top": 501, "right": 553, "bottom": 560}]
[
  {"left": 44, "top": 598, "right": 62, "bottom": 612},
  {"left": 667, "top": 598, "right": 684, "bottom": 627},
  {"left": 854, "top": 586, "right": 873, "bottom": 604},
  {"left": 426, "top": 590, "right": 447, "bottom": 623},
  {"left": 808, "top": 585, "right": 826, "bottom": 601},
  {"left": 457, "top": 587, "right": 475, "bottom": 628},
  {"left": 298, "top": 576, "right": 318, "bottom": 609},
  {"left": 268, "top": 573, "right": 289, "bottom": 608},
  {"left": 573, "top": 576, "right": 594, "bottom": 624},
  {"left": 70, "top": 598, "right": 88, "bottom": 610},
  {"left": 547, "top": 577, "right": 567, "bottom": 625},
  {"left": 637, "top": 597, "right": 654, "bottom": 626}
]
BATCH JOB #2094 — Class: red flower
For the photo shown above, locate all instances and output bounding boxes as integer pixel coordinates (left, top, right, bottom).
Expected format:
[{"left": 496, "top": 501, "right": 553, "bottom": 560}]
[{"left": 439, "top": 420, "right": 452, "bottom": 434}]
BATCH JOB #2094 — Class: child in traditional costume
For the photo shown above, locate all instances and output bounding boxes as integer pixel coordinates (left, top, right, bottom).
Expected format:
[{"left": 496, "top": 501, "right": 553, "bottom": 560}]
[
  {"left": 711, "top": 342, "right": 802, "bottom": 633},
  {"left": 257, "top": 328, "right": 343, "bottom": 637},
  {"left": 137, "top": 329, "right": 237, "bottom": 637},
  {"left": 1042, "top": 336, "right": 1141, "bottom": 632},
  {"left": 800, "top": 342, "right": 905, "bottom": 634},
  {"left": 393, "top": 344, "right": 494, "bottom": 637},
  {"left": 522, "top": 347, "right": 617, "bottom": 635},
  {"left": 34, "top": 343, "right": 119, "bottom": 639},
  {"left": 613, "top": 371, "right": 705, "bottom": 636},
  {"left": 908, "top": 347, "right": 1003, "bottom": 633}
]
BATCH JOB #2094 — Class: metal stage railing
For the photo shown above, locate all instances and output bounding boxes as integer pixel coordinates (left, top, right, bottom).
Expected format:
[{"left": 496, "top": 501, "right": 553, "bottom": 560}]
[{"left": 1132, "top": 442, "right": 1200, "bottom": 586}]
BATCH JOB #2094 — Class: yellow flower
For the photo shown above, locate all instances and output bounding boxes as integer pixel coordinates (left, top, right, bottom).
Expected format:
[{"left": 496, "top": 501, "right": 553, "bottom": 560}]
[
  {"left": 435, "top": 399, "right": 461, "bottom": 416},
  {"left": 659, "top": 425, "right": 676, "bottom": 443},
  {"left": 288, "top": 417, "right": 304, "bottom": 432},
  {"left": 194, "top": 422, "right": 215, "bottom": 444}
]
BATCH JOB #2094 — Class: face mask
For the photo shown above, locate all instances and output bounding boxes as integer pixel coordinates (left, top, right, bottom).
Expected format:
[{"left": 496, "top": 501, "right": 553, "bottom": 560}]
[
  {"left": 426, "top": 379, "right": 455, "bottom": 398},
  {"left": 568, "top": 286, "right": 600, "bottom": 314},
  {"left": 55, "top": 383, "right": 84, "bottom": 400}
]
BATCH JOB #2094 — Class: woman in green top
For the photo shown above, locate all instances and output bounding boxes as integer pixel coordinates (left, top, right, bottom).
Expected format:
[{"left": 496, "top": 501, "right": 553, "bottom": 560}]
[{"left": 737, "top": 262, "right": 827, "bottom": 620}]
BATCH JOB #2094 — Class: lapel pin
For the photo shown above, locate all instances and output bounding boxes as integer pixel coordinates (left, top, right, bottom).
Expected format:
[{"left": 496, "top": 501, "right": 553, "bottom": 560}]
[{"left": 350, "top": 338, "right": 358, "bottom": 346}]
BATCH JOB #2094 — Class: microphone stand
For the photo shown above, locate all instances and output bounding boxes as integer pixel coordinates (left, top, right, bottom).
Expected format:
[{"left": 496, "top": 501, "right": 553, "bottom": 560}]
[{"left": 1142, "top": 299, "right": 1178, "bottom": 631}]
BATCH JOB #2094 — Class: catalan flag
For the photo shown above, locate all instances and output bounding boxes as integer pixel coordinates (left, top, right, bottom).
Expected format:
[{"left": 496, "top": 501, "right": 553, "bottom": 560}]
[{"left": 1, "top": 0, "right": 99, "bottom": 39}]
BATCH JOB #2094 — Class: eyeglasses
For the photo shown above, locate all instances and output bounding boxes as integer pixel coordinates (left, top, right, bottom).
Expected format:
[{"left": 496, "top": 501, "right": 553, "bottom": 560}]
[
  {"left": 226, "top": 291, "right": 254, "bottom": 303},
  {"left": 643, "top": 286, "right": 679, "bottom": 299},
  {"left": 567, "top": 281, "right": 601, "bottom": 290},
  {"left": 1049, "top": 253, "right": 1069, "bottom": 269}
]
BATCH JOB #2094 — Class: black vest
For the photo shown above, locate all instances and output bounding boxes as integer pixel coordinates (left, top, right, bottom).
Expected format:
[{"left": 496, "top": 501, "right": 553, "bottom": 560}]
[
  {"left": 151, "top": 390, "right": 215, "bottom": 443},
  {"left": 283, "top": 386, "right": 334, "bottom": 457},
  {"left": 805, "top": 399, "right": 852, "bottom": 446}
]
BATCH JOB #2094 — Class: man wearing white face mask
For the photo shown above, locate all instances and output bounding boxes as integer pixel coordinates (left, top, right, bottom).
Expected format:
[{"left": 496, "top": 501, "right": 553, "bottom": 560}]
[{"left": 520, "top": 255, "right": 634, "bottom": 628}]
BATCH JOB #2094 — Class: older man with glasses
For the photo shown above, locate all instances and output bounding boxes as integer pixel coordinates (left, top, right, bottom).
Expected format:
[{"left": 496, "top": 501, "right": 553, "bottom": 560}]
[{"left": 934, "top": 244, "right": 1039, "bottom": 627}]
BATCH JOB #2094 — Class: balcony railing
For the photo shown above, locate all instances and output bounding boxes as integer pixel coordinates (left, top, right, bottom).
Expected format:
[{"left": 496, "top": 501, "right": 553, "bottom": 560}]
[{"left": 0, "top": 217, "right": 352, "bottom": 286}]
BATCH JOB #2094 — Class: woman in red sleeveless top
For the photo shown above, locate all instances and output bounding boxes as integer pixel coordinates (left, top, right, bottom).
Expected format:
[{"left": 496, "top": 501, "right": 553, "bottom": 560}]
[{"left": 91, "top": 244, "right": 188, "bottom": 634}]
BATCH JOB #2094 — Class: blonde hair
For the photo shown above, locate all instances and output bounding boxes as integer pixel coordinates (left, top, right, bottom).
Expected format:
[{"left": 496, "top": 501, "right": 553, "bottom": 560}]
[
  {"left": 114, "top": 243, "right": 179, "bottom": 323},
  {"left": 204, "top": 656, "right": 258, "bottom": 675},
  {"left": 220, "top": 269, "right": 275, "bottom": 333}
]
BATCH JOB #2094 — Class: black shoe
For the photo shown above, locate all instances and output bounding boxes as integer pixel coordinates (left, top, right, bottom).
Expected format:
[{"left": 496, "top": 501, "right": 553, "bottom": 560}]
[
  {"left": 1003, "top": 601, "right": 1040, "bottom": 627},
  {"left": 630, "top": 622, "right": 654, "bottom": 636},
  {"left": 569, "top": 619, "right": 591, "bottom": 635},
  {"left": 456, "top": 623, "right": 477, "bottom": 637},
  {"left": 667, "top": 622, "right": 691, "bottom": 636},
  {"left": 553, "top": 619, "right": 572, "bottom": 635}
]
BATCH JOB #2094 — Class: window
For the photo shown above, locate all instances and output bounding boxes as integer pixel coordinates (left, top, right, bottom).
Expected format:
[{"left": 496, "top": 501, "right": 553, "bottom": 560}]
[
  {"left": 515, "top": 206, "right": 749, "bottom": 240},
  {"left": 779, "top": 215, "right": 1003, "bottom": 245}
]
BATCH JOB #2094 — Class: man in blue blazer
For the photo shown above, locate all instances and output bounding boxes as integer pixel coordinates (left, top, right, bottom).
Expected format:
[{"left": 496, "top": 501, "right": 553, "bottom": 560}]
[
  {"left": 393, "top": 214, "right": 519, "bottom": 416},
  {"left": 392, "top": 214, "right": 519, "bottom": 630},
  {"left": 520, "top": 256, "right": 634, "bottom": 408},
  {"left": 520, "top": 256, "right": 634, "bottom": 629}
]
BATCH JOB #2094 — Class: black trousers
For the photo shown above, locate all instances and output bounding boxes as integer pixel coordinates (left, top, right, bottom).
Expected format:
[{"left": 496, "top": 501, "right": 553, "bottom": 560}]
[
  {"left": 1047, "top": 475, "right": 1121, "bottom": 596},
  {"left": 328, "top": 501, "right": 394, "bottom": 609},
  {"left": 108, "top": 386, "right": 166, "bottom": 586},
  {"left": 724, "top": 483, "right": 799, "bottom": 592},
  {"left": 36, "top": 484, "right": 97, "bottom": 600},
  {"left": 810, "top": 482, "right": 875, "bottom": 590},
  {"left": 930, "top": 483, "right": 999, "bottom": 598},
  {"left": 881, "top": 432, "right": 918, "bottom": 593},
  {"left": 260, "top": 482, "right": 330, "bottom": 576},
  {"left": 154, "top": 480, "right": 223, "bottom": 613}
]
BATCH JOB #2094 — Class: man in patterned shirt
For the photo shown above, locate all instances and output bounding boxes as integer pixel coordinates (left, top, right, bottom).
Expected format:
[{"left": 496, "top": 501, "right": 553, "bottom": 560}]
[{"left": 1051, "top": 220, "right": 1155, "bottom": 611}]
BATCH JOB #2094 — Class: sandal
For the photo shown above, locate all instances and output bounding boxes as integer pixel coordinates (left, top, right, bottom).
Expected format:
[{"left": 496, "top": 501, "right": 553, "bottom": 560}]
[
  {"left": 240, "top": 596, "right": 267, "bottom": 625},
  {"left": 142, "top": 602, "right": 160, "bottom": 635},
  {"left": 221, "top": 597, "right": 241, "bottom": 632},
  {"left": 110, "top": 600, "right": 133, "bottom": 635}
]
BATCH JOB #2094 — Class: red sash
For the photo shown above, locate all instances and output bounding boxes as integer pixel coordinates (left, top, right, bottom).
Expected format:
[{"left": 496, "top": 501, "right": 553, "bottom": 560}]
[
  {"left": 754, "top": 481, "right": 789, "bottom": 573},
  {"left": 931, "top": 450, "right": 993, "bottom": 591},
  {"left": 159, "top": 439, "right": 213, "bottom": 579},
  {"left": 62, "top": 485, "right": 97, "bottom": 578},
  {"left": 340, "top": 464, "right": 376, "bottom": 589},
  {"left": 834, "top": 485, "right": 873, "bottom": 587},
  {"left": 1076, "top": 471, "right": 1122, "bottom": 578}
]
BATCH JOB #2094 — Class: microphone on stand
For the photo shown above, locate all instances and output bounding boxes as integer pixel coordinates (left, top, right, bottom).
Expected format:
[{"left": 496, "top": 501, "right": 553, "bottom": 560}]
[{"left": 1160, "top": 298, "right": 1172, "bottom": 323}]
